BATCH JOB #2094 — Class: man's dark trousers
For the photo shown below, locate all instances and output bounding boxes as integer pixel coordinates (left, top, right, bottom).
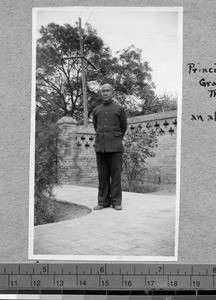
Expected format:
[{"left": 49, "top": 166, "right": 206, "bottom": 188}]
[{"left": 96, "top": 152, "right": 122, "bottom": 207}]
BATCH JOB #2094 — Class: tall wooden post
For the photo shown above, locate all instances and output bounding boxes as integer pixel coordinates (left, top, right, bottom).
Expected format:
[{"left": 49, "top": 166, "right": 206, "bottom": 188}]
[{"left": 79, "top": 17, "right": 88, "bottom": 127}]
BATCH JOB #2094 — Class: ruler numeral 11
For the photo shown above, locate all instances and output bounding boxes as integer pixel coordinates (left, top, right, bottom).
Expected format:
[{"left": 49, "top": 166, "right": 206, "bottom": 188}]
[{"left": 10, "top": 280, "right": 17, "bottom": 286}]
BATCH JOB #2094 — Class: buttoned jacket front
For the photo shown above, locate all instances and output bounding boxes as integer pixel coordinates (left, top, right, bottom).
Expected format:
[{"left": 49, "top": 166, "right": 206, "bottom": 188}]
[{"left": 92, "top": 100, "right": 127, "bottom": 153}]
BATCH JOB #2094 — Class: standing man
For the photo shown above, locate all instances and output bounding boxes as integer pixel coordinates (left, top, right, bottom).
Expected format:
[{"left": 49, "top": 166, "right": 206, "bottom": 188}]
[{"left": 92, "top": 84, "right": 127, "bottom": 210}]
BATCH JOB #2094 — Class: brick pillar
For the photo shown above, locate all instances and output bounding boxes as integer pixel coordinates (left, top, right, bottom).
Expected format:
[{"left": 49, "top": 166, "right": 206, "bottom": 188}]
[{"left": 57, "top": 116, "right": 77, "bottom": 184}]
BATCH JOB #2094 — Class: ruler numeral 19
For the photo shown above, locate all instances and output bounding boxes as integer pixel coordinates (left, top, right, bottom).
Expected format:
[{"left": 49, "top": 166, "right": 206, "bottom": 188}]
[{"left": 192, "top": 281, "right": 200, "bottom": 287}]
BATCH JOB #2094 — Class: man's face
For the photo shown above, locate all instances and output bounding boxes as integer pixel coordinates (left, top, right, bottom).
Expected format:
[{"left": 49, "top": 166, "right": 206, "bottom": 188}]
[{"left": 101, "top": 85, "right": 113, "bottom": 102}]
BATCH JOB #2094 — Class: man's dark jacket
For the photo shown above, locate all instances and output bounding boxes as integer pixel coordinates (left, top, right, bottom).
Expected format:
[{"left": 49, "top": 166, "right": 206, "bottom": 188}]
[{"left": 92, "top": 100, "right": 127, "bottom": 153}]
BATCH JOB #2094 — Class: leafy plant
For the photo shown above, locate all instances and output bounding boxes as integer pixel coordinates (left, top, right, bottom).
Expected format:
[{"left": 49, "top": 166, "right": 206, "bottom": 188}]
[
  {"left": 35, "top": 118, "right": 59, "bottom": 195},
  {"left": 36, "top": 23, "right": 158, "bottom": 121},
  {"left": 34, "top": 114, "right": 61, "bottom": 225},
  {"left": 122, "top": 125, "right": 158, "bottom": 192}
]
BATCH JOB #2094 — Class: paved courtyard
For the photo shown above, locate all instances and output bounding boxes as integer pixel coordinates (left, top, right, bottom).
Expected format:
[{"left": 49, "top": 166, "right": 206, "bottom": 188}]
[{"left": 34, "top": 185, "right": 177, "bottom": 259}]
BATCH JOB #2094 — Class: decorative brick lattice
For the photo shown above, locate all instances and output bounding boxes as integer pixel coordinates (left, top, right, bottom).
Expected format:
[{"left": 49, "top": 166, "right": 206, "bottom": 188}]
[
  {"left": 57, "top": 110, "right": 178, "bottom": 185},
  {"left": 128, "top": 110, "right": 177, "bottom": 184}
]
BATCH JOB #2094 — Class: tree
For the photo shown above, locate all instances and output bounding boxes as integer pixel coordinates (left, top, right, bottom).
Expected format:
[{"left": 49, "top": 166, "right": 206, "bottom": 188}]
[
  {"left": 36, "top": 22, "right": 112, "bottom": 121},
  {"left": 91, "top": 45, "right": 157, "bottom": 117},
  {"left": 156, "top": 93, "right": 177, "bottom": 112},
  {"left": 122, "top": 125, "right": 158, "bottom": 192},
  {"left": 36, "top": 23, "right": 158, "bottom": 121}
]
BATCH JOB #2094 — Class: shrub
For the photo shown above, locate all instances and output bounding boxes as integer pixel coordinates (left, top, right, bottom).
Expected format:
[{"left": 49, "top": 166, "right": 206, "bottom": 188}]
[
  {"left": 122, "top": 125, "right": 158, "bottom": 192},
  {"left": 35, "top": 119, "right": 59, "bottom": 195},
  {"left": 34, "top": 194, "right": 56, "bottom": 225},
  {"left": 34, "top": 117, "right": 60, "bottom": 225}
]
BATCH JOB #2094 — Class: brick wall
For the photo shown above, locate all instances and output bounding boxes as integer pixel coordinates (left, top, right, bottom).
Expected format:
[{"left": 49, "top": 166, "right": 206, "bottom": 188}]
[
  {"left": 75, "top": 125, "right": 98, "bottom": 184},
  {"left": 57, "top": 117, "right": 97, "bottom": 184},
  {"left": 128, "top": 110, "right": 177, "bottom": 184},
  {"left": 57, "top": 110, "right": 177, "bottom": 185}
]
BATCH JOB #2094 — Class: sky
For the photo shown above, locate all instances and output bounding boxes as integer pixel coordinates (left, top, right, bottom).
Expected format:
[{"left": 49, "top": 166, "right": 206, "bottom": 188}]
[{"left": 34, "top": 7, "right": 182, "bottom": 96}]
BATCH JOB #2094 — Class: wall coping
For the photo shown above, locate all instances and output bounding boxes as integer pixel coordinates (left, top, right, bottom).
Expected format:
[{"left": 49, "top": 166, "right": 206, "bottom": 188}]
[
  {"left": 76, "top": 124, "right": 95, "bottom": 134},
  {"left": 128, "top": 110, "right": 177, "bottom": 124},
  {"left": 57, "top": 116, "right": 77, "bottom": 124},
  {"left": 57, "top": 110, "right": 177, "bottom": 129}
]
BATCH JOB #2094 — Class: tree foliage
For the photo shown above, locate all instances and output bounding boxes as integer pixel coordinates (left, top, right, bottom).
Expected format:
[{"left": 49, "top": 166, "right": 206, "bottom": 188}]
[
  {"left": 34, "top": 116, "right": 59, "bottom": 225},
  {"left": 122, "top": 125, "right": 158, "bottom": 192},
  {"left": 36, "top": 22, "right": 111, "bottom": 121},
  {"left": 35, "top": 117, "right": 59, "bottom": 195},
  {"left": 36, "top": 22, "right": 160, "bottom": 122},
  {"left": 156, "top": 93, "right": 177, "bottom": 112}
]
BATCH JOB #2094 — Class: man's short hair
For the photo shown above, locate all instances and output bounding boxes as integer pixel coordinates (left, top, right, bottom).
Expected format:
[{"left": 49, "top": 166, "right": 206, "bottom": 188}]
[{"left": 101, "top": 83, "right": 113, "bottom": 91}]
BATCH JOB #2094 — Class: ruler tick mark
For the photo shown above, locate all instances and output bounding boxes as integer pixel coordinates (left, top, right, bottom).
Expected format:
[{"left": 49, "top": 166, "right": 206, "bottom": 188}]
[
  {"left": 2, "top": 263, "right": 216, "bottom": 290},
  {"left": 76, "top": 266, "right": 78, "bottom": 286}
]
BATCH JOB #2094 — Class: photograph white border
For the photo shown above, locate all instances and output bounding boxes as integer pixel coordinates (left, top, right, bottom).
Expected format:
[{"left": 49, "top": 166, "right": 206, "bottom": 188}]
[{"left": 29, "top": 6, "right": 183, "bottom": 262}]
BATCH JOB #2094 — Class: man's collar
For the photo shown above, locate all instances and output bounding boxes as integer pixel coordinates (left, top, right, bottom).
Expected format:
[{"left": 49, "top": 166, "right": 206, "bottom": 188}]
[{"left": 103, "top": 99, "right": 113, "bottom": 105}]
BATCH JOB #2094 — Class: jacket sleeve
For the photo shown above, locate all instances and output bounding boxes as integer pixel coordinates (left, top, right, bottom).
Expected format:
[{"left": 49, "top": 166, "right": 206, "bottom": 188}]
[
  {"left": 92, "top": 109, "right": 97, "bottom": 132},
  {"left": 120, "top": 107, "right": 127, "bottom": 137}
]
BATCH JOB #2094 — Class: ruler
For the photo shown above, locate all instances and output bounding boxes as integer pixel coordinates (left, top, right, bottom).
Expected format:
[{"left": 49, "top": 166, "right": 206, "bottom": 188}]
[{"left": 0, "top": 263, "right": 216, "bottom": 291}]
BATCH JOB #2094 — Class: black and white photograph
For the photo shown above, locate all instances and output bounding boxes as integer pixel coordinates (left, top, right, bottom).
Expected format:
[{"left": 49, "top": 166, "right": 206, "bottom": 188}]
[{"left": 29, "top": 6, "right": 183, "bottom": 261}]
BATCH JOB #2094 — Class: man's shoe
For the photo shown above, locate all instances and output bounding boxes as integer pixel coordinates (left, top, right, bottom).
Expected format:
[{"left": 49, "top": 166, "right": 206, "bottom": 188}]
[
  {"left": 113, "top": 205, "right": 122, "bottom": 210},
  {"left": 93, "top": 205, "right": 110, "bottom": 210}
]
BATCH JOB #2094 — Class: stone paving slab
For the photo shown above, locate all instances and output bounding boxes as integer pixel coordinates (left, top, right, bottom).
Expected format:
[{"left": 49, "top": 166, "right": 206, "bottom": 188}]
[{"left": 34, "top": 185, "right": 177, "bottom": 258}]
